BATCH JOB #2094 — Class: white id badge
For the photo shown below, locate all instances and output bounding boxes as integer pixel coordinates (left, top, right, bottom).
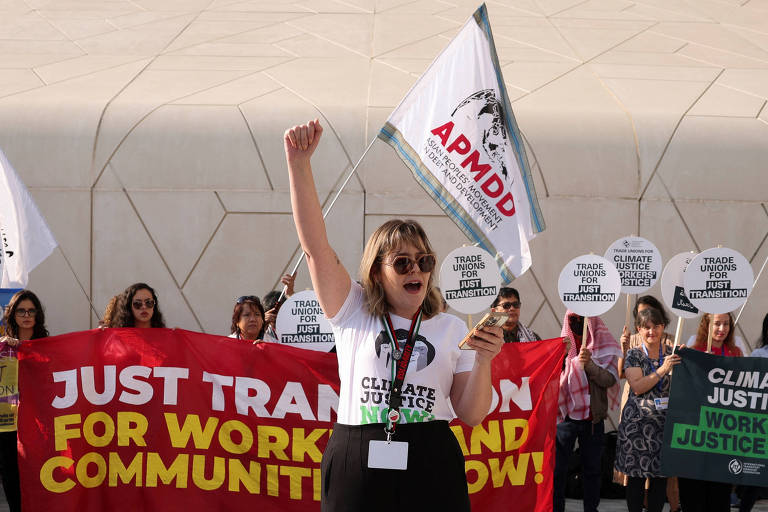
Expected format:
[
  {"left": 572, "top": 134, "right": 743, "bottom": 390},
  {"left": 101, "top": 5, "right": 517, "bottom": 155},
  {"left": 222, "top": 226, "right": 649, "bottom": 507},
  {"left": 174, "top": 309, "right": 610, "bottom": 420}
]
[
  {"left": 368, "top": 440, "right": 408, "bottom": 470},
  {"left": 654, "top": 397, "right": 669, "bottom": 410}
]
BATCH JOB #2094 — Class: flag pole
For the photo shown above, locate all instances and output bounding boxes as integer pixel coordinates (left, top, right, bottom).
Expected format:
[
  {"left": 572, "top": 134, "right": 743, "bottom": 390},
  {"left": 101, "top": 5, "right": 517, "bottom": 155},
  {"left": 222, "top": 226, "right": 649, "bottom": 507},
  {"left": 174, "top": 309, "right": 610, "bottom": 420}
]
[
  {"left": 734, "top": 252, "right": 768, "bottom": 327},
  {"left": 277, "top": 136, "right": 378, "bottom": 303}
]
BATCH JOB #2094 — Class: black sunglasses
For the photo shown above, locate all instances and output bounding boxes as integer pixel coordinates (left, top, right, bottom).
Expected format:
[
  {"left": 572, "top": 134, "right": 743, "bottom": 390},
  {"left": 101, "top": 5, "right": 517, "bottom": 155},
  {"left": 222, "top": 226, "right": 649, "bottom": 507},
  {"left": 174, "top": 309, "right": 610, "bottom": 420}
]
[
  {"left": 236, "top": 296, "right": 260, "bottom": 304},
  {"left": 498, "top": 301, "right": 521, "bottom": 310},
  {"left": 384, "top": 254, "right": 436, "bottom": 275},
  {"left": 132, "top": 299, "right": 155, "bottom": 310}
]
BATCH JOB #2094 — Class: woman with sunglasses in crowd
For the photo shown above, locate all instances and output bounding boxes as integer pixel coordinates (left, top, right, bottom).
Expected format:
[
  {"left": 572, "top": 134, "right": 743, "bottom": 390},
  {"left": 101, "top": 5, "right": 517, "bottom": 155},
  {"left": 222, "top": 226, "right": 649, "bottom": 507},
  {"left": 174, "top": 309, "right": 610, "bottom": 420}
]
[
  {"left": 0, "top": 289, "right": 49, "bottom": 512},
  {"left": 229, "top": 296, "right": 268, "bottom": 342},
  {"left": 111, "top": 283, "right": 166, "bottom": 328},
  {"left": 490, "top": 287, "right": 540, "bottom": 342},
  {"left": 284, "top": 119, "right": 503, "bottom": 511}
]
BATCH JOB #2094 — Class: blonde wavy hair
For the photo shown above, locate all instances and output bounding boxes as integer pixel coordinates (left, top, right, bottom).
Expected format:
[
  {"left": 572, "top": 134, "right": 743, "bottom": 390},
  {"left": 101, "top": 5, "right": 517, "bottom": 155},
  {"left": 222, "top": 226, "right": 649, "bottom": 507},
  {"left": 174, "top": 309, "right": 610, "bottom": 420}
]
[{"left": 359, "top": 219, "right": 442, "bottom": 318}]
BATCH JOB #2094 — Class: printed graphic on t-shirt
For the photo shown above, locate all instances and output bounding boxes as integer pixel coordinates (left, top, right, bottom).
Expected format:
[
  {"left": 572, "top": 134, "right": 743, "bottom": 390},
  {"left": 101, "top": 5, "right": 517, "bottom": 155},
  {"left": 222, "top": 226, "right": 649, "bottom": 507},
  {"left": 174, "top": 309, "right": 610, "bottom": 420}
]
[
  {"left": 374, "top": 328, "right": 435, "bottom": 371},
  {"left": 361, "top": 328, "right": 439, "bottom": 425}
]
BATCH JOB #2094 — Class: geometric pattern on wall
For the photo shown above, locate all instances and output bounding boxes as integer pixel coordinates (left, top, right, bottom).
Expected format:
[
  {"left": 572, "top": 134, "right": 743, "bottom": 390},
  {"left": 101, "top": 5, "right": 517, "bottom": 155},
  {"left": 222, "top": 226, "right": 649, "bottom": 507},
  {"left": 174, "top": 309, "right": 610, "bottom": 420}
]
[{"left": 1, "top": 0, "right": 766, "bottom": 349}]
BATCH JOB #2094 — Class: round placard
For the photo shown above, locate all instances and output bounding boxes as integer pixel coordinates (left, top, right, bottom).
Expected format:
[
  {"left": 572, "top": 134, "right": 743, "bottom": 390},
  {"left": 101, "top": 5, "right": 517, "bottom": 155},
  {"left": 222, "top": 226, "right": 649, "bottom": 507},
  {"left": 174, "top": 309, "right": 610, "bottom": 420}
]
[
  {"left": 604, "top": 236, "right": 662, "bottom": 294},
  {"left": 558, "top": 254, "right": 621, "bottom": 317},
  {"left": 683, "top": 247, "right": 753, "bottom": 314},
  {"left": 275, "top": 290, "right": 335, "bottom": 352},
  {"left": 660, "top": 252, "right": 700, "bottom": 319},
  {"left": 439, "top": 246, "right": 502, "bottom": 314}
]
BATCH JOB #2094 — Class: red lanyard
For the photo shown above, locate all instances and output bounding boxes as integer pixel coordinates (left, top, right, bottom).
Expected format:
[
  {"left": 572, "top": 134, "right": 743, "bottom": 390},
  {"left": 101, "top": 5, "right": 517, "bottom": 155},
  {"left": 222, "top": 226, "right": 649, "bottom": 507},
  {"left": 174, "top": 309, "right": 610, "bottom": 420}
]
[{"left": 381, "top": 308, "right": 422, "bottom": 440}]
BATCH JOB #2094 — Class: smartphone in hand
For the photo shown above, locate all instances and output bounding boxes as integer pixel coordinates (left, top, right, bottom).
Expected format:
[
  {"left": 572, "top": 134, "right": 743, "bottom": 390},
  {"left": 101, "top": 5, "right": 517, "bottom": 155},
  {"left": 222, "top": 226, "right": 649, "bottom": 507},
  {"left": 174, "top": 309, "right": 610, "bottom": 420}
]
[{"left": 459, "top": 312, "right": 508, "bottom": 350}]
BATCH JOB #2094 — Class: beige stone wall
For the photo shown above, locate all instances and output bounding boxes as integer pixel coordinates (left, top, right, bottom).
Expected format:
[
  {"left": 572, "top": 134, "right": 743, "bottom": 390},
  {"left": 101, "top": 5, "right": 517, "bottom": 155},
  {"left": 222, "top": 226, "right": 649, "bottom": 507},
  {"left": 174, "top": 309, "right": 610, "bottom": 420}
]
[{"left": 1, "top": 0, "right": 767, "bottom": 352}]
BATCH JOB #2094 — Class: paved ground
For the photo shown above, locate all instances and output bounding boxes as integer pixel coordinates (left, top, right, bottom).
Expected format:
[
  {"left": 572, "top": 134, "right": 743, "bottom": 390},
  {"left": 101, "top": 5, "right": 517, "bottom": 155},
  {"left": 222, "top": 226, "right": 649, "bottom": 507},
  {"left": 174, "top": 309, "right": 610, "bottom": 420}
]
[{"left": 565, "top": 498, "right": 768, "bottom": 511}]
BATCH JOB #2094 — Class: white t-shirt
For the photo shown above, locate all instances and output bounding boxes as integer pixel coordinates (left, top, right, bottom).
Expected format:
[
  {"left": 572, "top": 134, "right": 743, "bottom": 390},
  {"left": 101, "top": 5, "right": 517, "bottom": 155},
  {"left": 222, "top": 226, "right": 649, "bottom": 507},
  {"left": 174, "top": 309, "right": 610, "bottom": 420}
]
[{"left": 329, "top": 282, "right": 475, "bottom": 425}]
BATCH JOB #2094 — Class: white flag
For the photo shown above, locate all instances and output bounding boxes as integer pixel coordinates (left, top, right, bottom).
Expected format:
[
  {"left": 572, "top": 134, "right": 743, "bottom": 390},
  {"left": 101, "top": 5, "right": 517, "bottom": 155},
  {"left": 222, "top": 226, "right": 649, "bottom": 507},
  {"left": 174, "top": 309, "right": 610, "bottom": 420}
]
[
  {"left": 0, "top": 149, "right": 57, "bottom": 288},
  {"left": 378, "top": 3, "right": 544, "bottom": 281}
]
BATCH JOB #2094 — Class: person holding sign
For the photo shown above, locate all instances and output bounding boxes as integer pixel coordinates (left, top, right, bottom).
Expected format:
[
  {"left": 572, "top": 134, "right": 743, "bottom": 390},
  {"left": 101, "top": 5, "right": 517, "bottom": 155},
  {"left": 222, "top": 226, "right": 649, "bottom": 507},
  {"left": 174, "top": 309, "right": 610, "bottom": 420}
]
[
  {"left": 614, "top": 308, "right": 681, "bottom": 512},
  {"left": 618, "top": 296, "right": 673, "bottom": 379},
  {"left": 691, "top": 313, "right": 741, "bottom": 356},
  {"left": 261, "top": 273, "right": 295, "bottom": 343},
  {"left": 615, "top": 296, "right": 680, "bottom": 511},
  {"left": 284, "top": 119, "right": 503, "bottom": 511},
  {"left": 490, "top": 287, "right": 541, "bottom": 342},
  {"left": 678, "top": 311, "right": 741, "bottom": 511},
  {"left": 554, "top": 311, "right": 620, "bottom": 512},
  {"left": 0, "top": 289, "right": 49, "bottom": 512}
]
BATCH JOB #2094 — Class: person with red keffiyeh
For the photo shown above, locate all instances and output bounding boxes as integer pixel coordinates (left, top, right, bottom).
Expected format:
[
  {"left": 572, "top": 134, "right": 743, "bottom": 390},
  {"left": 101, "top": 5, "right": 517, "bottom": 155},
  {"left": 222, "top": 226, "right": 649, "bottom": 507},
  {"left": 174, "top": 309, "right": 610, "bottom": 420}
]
[{"left": 553, "top": 310, "right": 621, "bottom": 512}]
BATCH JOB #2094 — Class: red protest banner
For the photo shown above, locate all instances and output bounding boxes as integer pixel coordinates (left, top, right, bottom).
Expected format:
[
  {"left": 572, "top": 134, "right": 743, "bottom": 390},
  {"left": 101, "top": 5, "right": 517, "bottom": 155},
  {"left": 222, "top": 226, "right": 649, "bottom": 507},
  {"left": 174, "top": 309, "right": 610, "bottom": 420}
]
[
  {"left": 18, "top": 328, "right": 340, "bottom": 512},
  {"left": 452, "top": 338, "right": 564, "bottom": 512},
  {"left": 18, "top": 330, "right": 562, "bottom": 511}
]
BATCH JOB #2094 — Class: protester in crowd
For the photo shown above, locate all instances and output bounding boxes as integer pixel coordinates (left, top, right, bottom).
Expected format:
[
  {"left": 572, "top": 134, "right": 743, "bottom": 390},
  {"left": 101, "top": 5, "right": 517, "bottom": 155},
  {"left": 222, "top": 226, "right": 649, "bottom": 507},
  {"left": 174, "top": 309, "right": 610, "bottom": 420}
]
[
  {"left": 618, "top": 296, "right": 673, "bottom": 378},
  {"left": 0, "top": 290, "right": 49, "bottom": 512},
  {"left": 615, "top": 295, "right": 680, "bottom": 511},
  {"left": 229, "top": 296, "right": 266, "bottom": 342},
  {"left": 614, "top": 308, "right": 681, "bottom": 512},
  {"left": 262, "top": 273, "right": 296, "bottom": 343},
  {"left": 737, "top": 312, "right": 768, "bottom": 512},
  {"left": 491, "top": 287, "right": 540, "bottom": 342},
  {"left": 686, "top": 312, "right": 748, "bottom": 354},
  {"left": 285, "top": 119, "right": 502, "bottom": 511},
  {"left": 554, "top": 311, "right": 621, "bottom": 512},
  {"left": 111, "top": 283, "right": 166, "bottom": 328},
  {"left": 691, "top": 312, "right": 741, "bottom": 356},
  {"left": 98, "top": 294, "right": 120, "bottom": 328},
  {"left": 750, "top": 312, "right": 768, "bottom": 358},
  {"left": 678, "top": 312, "right": 741, "bottom": 511}
]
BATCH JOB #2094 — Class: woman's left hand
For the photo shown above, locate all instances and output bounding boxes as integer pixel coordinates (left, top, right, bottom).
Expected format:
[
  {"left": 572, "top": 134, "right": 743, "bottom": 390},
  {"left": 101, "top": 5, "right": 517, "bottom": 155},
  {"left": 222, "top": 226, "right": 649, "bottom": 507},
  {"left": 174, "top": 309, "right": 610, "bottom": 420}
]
[{"left": 466, "top": 325, "right": 503, "bottom": 363}]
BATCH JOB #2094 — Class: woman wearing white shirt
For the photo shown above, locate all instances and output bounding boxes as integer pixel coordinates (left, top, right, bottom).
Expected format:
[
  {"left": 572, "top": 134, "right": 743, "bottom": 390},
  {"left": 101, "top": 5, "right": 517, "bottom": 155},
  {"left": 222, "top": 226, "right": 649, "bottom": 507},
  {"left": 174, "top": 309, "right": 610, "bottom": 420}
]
[{"left": 284, "top": 119, "right": 503, "bottom": 511}]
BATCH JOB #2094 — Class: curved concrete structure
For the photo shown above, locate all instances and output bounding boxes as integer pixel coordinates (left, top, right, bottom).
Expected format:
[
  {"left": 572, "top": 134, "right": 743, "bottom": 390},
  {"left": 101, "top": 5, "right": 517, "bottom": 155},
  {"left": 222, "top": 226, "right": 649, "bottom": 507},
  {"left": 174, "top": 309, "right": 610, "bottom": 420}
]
[{"left": 1, "top": 0, "right": 766, "bottom": 348}]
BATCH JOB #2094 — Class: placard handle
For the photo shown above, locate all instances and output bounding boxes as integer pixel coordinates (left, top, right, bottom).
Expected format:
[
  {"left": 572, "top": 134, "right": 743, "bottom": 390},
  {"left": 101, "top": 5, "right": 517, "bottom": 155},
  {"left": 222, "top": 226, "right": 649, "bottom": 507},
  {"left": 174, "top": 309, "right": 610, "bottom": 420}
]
[
  {"left": 670, "top": 317, "right": 684, "bottom": 375},
  {"left": 581, "top": 316, "right": 589, "bottom": 369}
]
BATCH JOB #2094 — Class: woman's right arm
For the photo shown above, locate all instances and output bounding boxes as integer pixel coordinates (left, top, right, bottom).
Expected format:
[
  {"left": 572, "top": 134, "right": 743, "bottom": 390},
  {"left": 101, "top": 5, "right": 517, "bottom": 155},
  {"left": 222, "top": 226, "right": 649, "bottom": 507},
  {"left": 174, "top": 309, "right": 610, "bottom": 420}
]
[{"left": 284, "top": 120, "right": 350, "bottom": 317}]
